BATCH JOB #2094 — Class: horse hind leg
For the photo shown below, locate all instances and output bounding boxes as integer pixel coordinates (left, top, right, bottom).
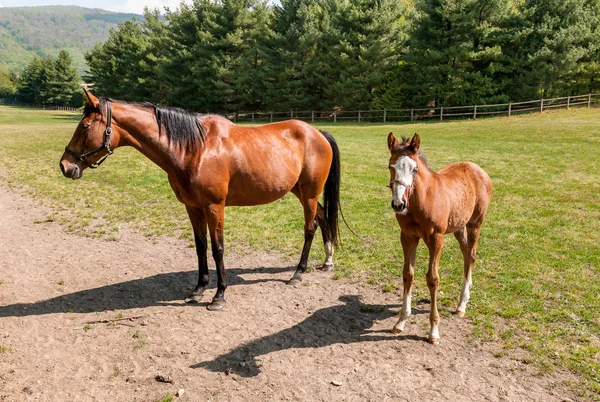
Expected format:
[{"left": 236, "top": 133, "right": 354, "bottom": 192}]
[
  {"left": 287, "top": 192, "right": 319, "bottom": 286},
  {"left": 316, "top": 202, "right": 334, "bottom": 271},
  {"left": 454, "top": 225, "right": 480, "bottom": 317}
]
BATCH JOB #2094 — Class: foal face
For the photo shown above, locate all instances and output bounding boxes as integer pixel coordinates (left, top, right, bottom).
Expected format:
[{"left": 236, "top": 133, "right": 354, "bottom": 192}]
[
  {"left": 389, "top": 154, "right": 417, "bottom": 214},
  {"left": 387, "top": 132, "right": 421, "bottom": 215}
]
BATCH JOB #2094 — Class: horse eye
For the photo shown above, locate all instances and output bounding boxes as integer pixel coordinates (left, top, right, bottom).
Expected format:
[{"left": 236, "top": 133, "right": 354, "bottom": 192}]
[{"left": 82, "top": 124, "right": 90, "bottom": 129}]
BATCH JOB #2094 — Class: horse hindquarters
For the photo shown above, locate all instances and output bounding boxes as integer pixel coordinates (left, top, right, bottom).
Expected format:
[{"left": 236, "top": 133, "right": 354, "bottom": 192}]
[{"left": 288, "top": 130, "right": 340, "bottom": 284}]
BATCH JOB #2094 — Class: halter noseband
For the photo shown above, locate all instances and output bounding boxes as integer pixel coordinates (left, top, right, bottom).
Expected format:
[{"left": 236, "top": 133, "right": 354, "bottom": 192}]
[
  {"left": 389, "top": 169, "right": 418, "bottom": 209},
  {"left": 65, "top": 100, "right": 114, "bottom": 169}
]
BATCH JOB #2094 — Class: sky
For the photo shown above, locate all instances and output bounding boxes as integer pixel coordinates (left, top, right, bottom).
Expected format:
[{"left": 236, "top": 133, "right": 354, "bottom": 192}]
[{"left": 0, "top": 0, "right": 193, "bottom": 14}]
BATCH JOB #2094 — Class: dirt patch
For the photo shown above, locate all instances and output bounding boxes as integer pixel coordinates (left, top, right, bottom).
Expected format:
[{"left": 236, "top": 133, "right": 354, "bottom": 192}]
[{"left": 0, "top": 184, "right": 579, "bottom": 401}]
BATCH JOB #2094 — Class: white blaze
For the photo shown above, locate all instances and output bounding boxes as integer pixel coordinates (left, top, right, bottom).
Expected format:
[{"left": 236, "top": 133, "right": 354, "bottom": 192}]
[{"left": 391, "top": 156, "right": 417, "bottom": 209}]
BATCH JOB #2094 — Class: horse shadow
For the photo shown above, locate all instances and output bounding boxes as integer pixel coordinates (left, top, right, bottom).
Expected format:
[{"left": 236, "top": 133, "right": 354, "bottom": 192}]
[
  {"left": 0, "top": 266, "right": 293, "bottom": 318},
  {"left": 191, "top": 295, "right": 428, "bottom": 377}
]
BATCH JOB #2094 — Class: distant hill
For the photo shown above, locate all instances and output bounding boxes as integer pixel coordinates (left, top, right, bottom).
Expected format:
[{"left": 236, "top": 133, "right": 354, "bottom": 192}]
[{"left": 0, "top": 6, "right": 143, "bottom": 74}]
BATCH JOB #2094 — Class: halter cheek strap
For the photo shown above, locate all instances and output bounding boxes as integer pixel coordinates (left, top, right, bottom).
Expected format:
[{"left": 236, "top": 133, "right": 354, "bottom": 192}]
[
  {"left": 64, "top": 101, "right": 114, "bottom": 169},
  {"left": 389, "top": 170, "right": 418, "bottom": 208}
]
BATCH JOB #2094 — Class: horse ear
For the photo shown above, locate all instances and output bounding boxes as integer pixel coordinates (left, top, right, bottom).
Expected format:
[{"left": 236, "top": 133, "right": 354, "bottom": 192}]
[
  {"left": 387, "top": 132, "right": 399, "bottom": 151},
  {"left": 83, "top": 88, "right": 100, "bottom": 108},
  {"left": 410, "top": 133, "right": 421, "bottom": 153}
]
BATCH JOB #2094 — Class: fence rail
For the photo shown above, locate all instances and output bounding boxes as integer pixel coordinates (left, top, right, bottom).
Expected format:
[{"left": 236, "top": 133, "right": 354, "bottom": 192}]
[
  {"left": 225, "top": 93, "right": 600, "bottom": 123},
  {"left": 2, "top": 94, "right": 598, "bottom": 123},
  {"left": 0, "top": 100, "right": 78, "bottom": 111}
]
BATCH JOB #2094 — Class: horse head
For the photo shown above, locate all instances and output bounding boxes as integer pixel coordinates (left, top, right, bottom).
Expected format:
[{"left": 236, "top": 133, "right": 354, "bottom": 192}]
[
  {"left": 60, "top": 89, "right": 116, "bottom": 180},
  {"left": 387, "top": 132, "right": 420, "bottom": 214}
]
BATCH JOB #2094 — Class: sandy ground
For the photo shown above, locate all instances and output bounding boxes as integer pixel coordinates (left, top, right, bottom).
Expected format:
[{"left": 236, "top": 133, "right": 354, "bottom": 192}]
[{"left": 0, "top": 183, "right": 581, "bottom": 401}]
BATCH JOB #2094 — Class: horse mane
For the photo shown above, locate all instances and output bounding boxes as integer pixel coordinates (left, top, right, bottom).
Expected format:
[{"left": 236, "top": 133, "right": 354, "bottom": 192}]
[
  {"left": 94, "top": 97, "right": 207, "bottom": 150},
  {"left": 398, "top": 136, "right": 430, "bottom": 168}
]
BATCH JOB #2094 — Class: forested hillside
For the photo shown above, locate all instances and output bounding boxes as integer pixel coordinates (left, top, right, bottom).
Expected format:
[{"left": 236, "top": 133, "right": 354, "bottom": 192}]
[{"left": 0, "top": 6, "right": 142, "bottom": 73}]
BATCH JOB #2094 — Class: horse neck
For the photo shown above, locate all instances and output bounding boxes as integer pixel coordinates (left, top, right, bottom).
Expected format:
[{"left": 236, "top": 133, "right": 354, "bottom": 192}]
[{"left": 112, "top": 104, "right": 189, "bottom": 176}]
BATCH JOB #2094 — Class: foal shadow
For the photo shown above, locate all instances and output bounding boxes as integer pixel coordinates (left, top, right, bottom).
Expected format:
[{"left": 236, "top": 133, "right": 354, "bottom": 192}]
[
  {"left": 192, "top": 295, "right": 427, "bottom": 377},
  {"left": 0, "top": 266, "right": 293, "bottom": 318}
]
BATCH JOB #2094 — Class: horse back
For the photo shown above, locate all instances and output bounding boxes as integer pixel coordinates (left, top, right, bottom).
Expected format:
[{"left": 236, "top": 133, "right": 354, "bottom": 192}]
[{"left": 194, "top": 117, "right": 332, "bottom": 206}]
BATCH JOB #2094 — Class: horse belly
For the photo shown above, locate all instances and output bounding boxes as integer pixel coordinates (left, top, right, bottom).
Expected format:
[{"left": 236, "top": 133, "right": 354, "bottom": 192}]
[{"left": 225, "top": 160, "right": 301, "bottom": 206}]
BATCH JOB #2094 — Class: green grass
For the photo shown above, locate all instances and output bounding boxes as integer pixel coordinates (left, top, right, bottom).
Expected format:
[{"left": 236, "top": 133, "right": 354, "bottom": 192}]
[{"left": 1, "top": 104, "right": 600, "bottom": 398}]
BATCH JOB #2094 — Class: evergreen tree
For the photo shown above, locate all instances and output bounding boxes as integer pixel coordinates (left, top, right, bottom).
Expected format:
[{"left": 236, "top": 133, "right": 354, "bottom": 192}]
[
  {"left": 85, "top": 16, "right": 166, "bottom": 102},
  {"left": 326, "top": 0, "right": 409, "bottom": 110},
  {"left": 400, "top": 0, "right": 514, "bottom": 108},
  {"left": 263, "top": 0, "right": 329, "bottom": 111},
  {"left": 161, "top": 0, "right": 273, "bottom": 112},
  {"left": 501, "top": 0, "right": 600, "bottom": 100},
  {"left": 48, "top": 50, "right": 81, "bottom": 106},
  {"left": 16, "top": 57, "right": 46, "bottom": 104}
]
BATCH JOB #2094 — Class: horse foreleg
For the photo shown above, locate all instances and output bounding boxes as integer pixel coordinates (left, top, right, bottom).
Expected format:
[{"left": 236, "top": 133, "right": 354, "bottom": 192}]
[
  {"left": 288, "top": 196, "right": 319, "bottom": 286},
  {"left": 393, "top": 232, "right": 418, "bottom": 334},
  {"left": 425, "top": 233, "right": 444, "bottom": 344},
  {"left": 316, "top": 202, "right": 334, "bottom": 271},
  {"left": 185, "top": 206, "right": 209, "bottom": 303},
  {"left": 454, "top": 226, "right": 481, "bottom": 317},
  {"left": 206, "top": 203, "right": 227, "bottom": 311}
]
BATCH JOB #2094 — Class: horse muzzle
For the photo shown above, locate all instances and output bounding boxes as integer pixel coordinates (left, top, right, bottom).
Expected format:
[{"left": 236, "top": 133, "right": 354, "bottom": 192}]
[
  {"left": 391, "top": 199, "right": 407, "bottom": 214},
  {"left": 60, "top": 159, "right": 82, "bottom": 180}
]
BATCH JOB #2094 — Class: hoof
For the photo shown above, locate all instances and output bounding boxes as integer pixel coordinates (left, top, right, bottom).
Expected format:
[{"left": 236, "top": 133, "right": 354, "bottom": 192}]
[
  {"left": 428, "top": 337, "right": 440, "bottom": 345},
  {"left": 318, "top": 263, "right": 334, "bottom": 272},
  {"left": 287, "top": 277, "right": 302, "bottom": 286},
  {"left": 392, "top": 326, "right": 401, "bottom": 335},
  {"left": 455, "top": 310, "right": 466, "bottom": 318},
  {"left": 185, "top": 294, "right": 203, "bottom": 304},
  {"left": 207, "top": 300, "right": 225, "bottom": 311}
]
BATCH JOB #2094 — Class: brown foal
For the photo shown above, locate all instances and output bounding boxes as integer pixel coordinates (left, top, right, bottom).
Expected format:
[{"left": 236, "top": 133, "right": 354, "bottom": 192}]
[{"left": 387, "top": 133, "right": 492, "bottom": 343}]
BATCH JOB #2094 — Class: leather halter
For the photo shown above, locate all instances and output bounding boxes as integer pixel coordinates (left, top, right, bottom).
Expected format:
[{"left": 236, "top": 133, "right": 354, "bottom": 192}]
[
  {"left": 64, "top": 100, "right": 114, "bottom": 169},
  {"left": 389, "top": 170, "right": 418, "bottom": 209}
]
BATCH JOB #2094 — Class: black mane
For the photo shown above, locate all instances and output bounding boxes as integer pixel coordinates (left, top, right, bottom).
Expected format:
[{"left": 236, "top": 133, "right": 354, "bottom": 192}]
[{"left": 94, "top": 97, "right": 206, "bottom": 150}]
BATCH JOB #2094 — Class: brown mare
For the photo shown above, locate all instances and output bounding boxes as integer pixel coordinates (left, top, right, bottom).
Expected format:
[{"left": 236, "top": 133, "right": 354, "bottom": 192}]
[
  {"left": 387, "top": 133, "right": 492, "bottom": 344},
  {"left": 60, "top": 90, "right": 340, "bottom": 311}
]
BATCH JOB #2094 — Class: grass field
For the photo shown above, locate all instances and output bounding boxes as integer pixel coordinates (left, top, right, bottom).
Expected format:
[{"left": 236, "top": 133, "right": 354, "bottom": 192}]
[{"left": 1, "top": 105, "right": 599, "bottom": 398}]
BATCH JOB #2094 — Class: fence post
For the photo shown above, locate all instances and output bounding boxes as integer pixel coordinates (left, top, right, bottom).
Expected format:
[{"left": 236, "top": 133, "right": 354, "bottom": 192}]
[
  {"left": 291, "top": 110, "right": 293, "bottom": 119},
  {"left": 540, "top": 99, "right": 544, "bottom": 112},
  {"left": 588, "top": 93, "right": 592, "bottom": 107},
  {"left": 252, "top": 112, "right": 255, "bottom": 123},
  {"left": 334, "top": 111, "right": 337, "bottom": 123},
  {"left": 567, "top": 96, "right": 570, "bottom": 110},
  {"left": 311, "top": 110, "right": 314, "bottom": 123},
  {"left": 270, "top": 112, "right": 273, "bottom": 123},
  {"left": 440, "top": 107, "right": 443, "bottom": 121},
  {"left": 474, "top": 105, "right": 477, "bottom": 119},
  {"left": 358, "top": 110, "right": 361, "bottom": 123},
  {"left": 410, "top": 108, "right": 414, "bottom": 122},
  {"left": 234, "top": 112, "right": 237, "bottom": 123},
  {"left": 383, "top": 108, "right": 387, "bottom": 123},
  {"left": 508, "top": 103, "right": 511, "bottom": 117}
]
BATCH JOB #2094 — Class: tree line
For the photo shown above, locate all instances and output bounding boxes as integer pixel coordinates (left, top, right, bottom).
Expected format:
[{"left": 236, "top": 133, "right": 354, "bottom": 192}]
[
  {"left": 1, "top": 50, "right": 82, "bottom": 107},
  {"left": 4, "top": 0, "right": 600, "bottom": 113},
  {"left": 84, "top": 0, "right": 600, "bottom": 113}
]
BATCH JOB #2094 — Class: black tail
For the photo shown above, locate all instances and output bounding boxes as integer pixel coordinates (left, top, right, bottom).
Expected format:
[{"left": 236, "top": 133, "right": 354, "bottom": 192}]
[{"left": 320, "top": 130, "right": 340, "bottom": 247}]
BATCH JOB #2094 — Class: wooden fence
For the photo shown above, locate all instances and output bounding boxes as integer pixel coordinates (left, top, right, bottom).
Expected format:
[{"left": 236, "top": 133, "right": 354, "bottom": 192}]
[{"left": 225, "top": 93, "right": 600, "bottom": 123}]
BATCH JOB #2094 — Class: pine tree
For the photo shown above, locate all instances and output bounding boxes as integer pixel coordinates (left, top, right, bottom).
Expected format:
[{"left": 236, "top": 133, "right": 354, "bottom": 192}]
[
  {"left": 16, "top": 57, "right": 46, "bottom": 104},
  {"left": 49, "top": 50, "right": 80, "bottom": 106},
  {"left": 401, "top": 0, "right": 514, "bottom": 107},
  {"left": 501, "top": 0, "right": 600, "bottom": 99}
]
